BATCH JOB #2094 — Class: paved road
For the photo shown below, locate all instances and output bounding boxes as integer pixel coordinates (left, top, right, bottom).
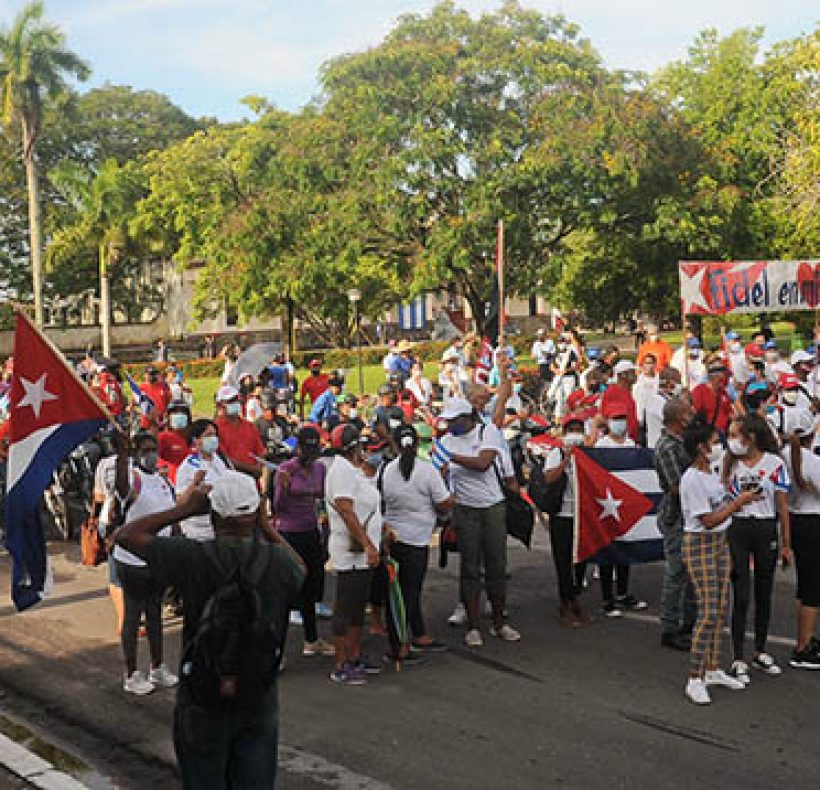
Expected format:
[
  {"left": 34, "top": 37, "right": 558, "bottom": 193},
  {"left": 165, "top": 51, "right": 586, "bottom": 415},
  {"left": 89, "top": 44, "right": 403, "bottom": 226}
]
[{"left": 0, "top": 534, "right": 815, "bottom": 790}]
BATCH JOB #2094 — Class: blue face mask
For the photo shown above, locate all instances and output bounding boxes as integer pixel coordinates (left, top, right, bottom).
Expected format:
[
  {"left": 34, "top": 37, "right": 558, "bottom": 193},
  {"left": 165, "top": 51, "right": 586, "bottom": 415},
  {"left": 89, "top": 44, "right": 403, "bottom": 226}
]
[{"left": 513, "top": 383, "right": 522, "bottom": 395}]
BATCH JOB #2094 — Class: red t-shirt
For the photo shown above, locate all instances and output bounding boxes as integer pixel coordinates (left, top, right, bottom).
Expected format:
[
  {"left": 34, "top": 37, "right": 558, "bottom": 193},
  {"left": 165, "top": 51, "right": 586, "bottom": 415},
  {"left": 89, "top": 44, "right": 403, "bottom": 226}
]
[
  {"left": 300, "top": 374, "right": 329, "bottom": 404},
  {"left": 692, "top": 383, "right": 732, "bottom": 433},
  {"left": 158, "top": 430, "right": 191, "bottom": 485},
  {"left": 94, "top": 371, "right": 125, "bottom": 416},
  {"left": 215, "top": 416, "right": 266, "bottom": 468},
  {"left": 600, "top": 383, "right": 639, "bottom": 442}
]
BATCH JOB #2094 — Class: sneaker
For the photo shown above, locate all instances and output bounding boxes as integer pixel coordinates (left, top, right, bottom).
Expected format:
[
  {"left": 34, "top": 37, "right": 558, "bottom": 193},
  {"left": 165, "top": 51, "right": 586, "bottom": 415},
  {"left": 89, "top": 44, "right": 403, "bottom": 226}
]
[
  {"left": 448, "top": 603, "right": 467, "bottom": 627},
  {"left": 752, "top": 652, "right": 782, "bottom": 676},
  {"left": 616, "top": 594, "right": 648, "bottom": 611},
  {"left": 123, "top": 671, "right": 154, "bottom": 696},
  {"left": 685, "top": 677, "right": 711, "bottom": 705},
  {"left": 789, "top": 646, "right": 820, "bottom": 671},
  {"left": 729, "top": 660, "right": 751, "bottom": 686},
  {"left": 705, "top": 669, "right": 746, "bottom": 690},
  {"left": 330, "top": 663, "right": 366, "bottom": 685},
  {"left": 412, "top": 639, "right": 448, "bottom": 653},
  {"left": 315, "top": 602, "right": 333, "bottom": 619},
  {"left": 148, "top": 663, "right": 178, "bottom": 689},
  {"left": 303, "top": 639, "right": 335, "bottom": 657},
  {"left": 602, "top": 602, "right": 623, "bottom": 618},
  {"left": 289, "top": 610, "right": 303, "bottom": 626},
  {"left": 465, "top": 628, "right": 483, "bottom": 648},
  {"left": 354, "top": 657, "right": 383, "bottom": 675},
  {"left": 489, "top": 624, "right": 521, "bottom": 642}
]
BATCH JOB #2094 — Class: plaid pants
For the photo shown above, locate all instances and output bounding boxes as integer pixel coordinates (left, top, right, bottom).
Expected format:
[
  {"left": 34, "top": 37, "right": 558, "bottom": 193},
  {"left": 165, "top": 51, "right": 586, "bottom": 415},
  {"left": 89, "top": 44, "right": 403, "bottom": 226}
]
[{"left": 682, "top": 530, "right": 731, "bottom": 676}]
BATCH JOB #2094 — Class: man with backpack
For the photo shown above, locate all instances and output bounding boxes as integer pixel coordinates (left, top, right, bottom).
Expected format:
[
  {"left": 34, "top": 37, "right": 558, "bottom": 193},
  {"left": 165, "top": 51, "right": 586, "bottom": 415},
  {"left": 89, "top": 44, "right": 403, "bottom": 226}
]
[{"left": 115, "top": 471, "right": 305, "bottom": 790}]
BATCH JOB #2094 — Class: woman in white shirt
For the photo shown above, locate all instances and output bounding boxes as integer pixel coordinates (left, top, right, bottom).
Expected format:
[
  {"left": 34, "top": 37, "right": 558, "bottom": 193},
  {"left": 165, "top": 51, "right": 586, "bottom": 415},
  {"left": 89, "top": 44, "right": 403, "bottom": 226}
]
[
  {"left": 722, "top": 414, "right": 792, "bottom": 682},
  {"left": 680, "top": 418, "right": 758, "bottom": 705},
  {"left": 784, "top": 410, "right": 820, "bottom": 669},
  {"left": 405, "top": 362, "right": 433, "bottom": 409},
  {"left": 382, "top": 425, "right": 453, "bottom": 659},
  {"left": 175, "top": 419, "right": 231, "bottom": 542},
  {"left": 325, "top": 424, "right": 382, "bottom": 685}
]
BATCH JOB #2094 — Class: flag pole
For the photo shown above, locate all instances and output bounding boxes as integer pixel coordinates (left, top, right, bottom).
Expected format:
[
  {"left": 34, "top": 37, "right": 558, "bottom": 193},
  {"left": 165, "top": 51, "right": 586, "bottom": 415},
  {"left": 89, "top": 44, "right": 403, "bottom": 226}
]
[
  {"left": 496, "top": 220, "right": 505, "bottom": 342},
  {"left": 13, "top": 309, "right": 114, "bottom": 423}
]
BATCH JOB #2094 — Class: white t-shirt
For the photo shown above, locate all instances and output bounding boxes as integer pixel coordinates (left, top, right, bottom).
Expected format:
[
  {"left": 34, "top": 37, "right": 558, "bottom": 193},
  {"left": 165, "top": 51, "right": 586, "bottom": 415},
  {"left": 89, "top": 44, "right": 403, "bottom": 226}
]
[
  {"left": 545, "top": 447, "right": 574, "bottom": 518},
  {"left": 726, "top": 452, "right": 789, "bottom": 519},
  {"left": 784, "top": 447, "right": 820, "bottom": 515},
  {"left": 175, "top": 452, "right": 230, "bottom": 541},
  {"left": 111, "top": 468, "right": 175, "bottom": 567},
  {"left": 406, "top": 377, "right": 433, "bottom": 406},
  {"left": 644, "top": 391, "right": 669, "bottom": 450},
  {"left": 381, "top": 458, "right": 450, "bottom": 547},
  {"left": 633, "top": 375, "right": 659, "bottom": 425},
  {"left": 531, "top": 339, "right": 555, "bottom": 366},
  {"left": 680, "top": 467, "right": 731, "bottom": 533},
  {"left": 595, "top": 436, "right": 636, "bottom": 449},
  {"left": 440, "top": 426, "right": 504, "bottom": 508},
  {"left": 326, "top": 456, "right": 383, "bottom": 571}
]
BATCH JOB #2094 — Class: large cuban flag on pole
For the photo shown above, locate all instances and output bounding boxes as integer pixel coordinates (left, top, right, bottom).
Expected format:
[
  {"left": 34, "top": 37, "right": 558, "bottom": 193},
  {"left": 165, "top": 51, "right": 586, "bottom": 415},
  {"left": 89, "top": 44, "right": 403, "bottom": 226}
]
[
  {"left": 4, "top": 311, "right": 110, "bottom": 611},
  {"left": 573, "top": 447, "right": 664, "bottom": 564}
]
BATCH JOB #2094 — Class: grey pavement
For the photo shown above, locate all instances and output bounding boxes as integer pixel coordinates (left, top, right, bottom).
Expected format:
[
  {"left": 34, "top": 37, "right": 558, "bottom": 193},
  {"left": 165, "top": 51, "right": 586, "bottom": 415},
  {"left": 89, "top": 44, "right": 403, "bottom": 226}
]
[{"left": 0, "top": 531, "right": 816, "bottom": 790}]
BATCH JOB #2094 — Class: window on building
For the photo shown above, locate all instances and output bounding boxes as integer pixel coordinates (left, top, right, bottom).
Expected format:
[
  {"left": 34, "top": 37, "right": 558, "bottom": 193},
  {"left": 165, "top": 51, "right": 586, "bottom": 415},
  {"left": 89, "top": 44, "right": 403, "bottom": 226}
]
[
  {"left": 226, "top": 301, "right": 239, "bottom": 327},
  {"left": 529, "top": 296, "right": 538, "bottom": 317}
]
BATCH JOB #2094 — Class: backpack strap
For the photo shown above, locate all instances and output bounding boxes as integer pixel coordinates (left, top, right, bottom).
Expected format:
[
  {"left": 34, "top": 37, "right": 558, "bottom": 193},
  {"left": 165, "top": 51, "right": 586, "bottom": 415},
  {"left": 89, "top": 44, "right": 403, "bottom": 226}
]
[{"left": 376, "top": 461, "right": 388, "bottom": 515}]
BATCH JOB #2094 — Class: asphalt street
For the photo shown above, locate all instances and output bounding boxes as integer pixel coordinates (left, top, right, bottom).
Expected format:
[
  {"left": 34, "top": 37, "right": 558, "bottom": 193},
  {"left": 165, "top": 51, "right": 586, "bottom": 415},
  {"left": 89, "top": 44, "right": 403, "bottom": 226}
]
[{"left": 0, "top": 530, "right": 815, "bottom": 790}]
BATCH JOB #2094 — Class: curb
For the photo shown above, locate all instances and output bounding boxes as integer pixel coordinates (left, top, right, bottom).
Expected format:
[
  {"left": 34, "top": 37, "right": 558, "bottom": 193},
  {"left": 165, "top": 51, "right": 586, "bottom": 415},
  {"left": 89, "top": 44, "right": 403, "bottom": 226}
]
[{"left": 0, "top": 733, "right": 88, "bottom": 790}]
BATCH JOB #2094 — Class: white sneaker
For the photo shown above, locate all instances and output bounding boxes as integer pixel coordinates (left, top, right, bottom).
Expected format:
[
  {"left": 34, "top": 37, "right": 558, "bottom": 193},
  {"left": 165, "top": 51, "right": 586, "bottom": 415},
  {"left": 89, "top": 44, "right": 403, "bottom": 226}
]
[
  {"left": 685, "top": 677, "right": 711, "bottom": 705},
  {"left": 489, "top": 624, "right": 521, "bottom": 642},
  {"left": 464, "top": 628, "right": 483, "bottom": 648},
  {"left": 705, "top": 669, "right": 746, "bottom": 691},
  {"left": 148, "top": 663, "right": 178, "bottom": 689},
  {"left": 729, "top": 660, "right": 751, "bottom": 686},
  {"left": 303, "top": 639, "right": 336, "bottom": 657},
  {"left": 448, "top": 603, "right": 467, "bottom": 627},
  {"left": 752, "top": 652, "right": 782, "bottom": 676},
  {"left": 124, "top": 670, "right": 154, "bottom": 696}
]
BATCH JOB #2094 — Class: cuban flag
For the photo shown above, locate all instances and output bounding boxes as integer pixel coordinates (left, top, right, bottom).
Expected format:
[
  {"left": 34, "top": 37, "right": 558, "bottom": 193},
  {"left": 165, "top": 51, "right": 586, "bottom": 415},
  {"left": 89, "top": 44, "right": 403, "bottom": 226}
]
[
  {"left": 4, "top": 313, "right": 109, "bottom": 611},
  {"left": 573, "top": 447, "right": 664, "bottom": 564},
  {"left": 125, "top": 372, "right": 154, "bottom": 415}
]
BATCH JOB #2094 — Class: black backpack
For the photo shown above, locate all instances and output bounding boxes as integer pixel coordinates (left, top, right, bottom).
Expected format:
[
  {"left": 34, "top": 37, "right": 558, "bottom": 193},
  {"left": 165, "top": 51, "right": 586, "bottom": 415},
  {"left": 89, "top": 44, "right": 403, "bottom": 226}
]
[
  {"left": 183, "top": 543, "right": 283, "bottom": 708},
  {"left": 528, "top": 451, "right": 568, "bottom": 518}
]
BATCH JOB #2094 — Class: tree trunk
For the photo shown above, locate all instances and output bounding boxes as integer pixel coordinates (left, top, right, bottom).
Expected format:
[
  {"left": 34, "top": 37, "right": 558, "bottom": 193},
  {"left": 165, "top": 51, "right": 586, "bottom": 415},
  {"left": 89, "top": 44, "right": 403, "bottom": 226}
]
[
  {"left": 99, "top": 244, "right": 111, "bottom": 356},
  {"left": 23, "top": 124, "right": 44, "bottom": 327}
]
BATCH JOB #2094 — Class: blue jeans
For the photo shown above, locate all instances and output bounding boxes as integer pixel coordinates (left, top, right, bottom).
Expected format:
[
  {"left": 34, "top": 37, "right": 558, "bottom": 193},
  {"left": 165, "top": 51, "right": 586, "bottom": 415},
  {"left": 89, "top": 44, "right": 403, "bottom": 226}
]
[
  {"left": 660, "top": 522, "right": 697, "bottom": 636},
  {"left": 174, "top": 686, "right": 278, "bottom": 790}
]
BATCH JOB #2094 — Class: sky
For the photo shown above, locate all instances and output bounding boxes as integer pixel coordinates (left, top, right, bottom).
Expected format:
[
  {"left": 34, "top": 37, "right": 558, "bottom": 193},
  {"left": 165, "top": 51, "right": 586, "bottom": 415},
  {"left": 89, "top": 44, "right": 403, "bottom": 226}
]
[{"left": 0, "top": 0, "right": 816, "bottom": 121}]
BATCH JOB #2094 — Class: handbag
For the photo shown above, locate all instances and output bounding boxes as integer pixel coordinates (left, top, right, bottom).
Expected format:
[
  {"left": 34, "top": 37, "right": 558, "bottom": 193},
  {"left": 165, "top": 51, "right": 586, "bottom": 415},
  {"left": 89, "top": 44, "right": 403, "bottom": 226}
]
[
  {"left": 493, "top": 461, "right": 534, "bottom": 549},
  {"left": 80, "top": 517, "right": 107, "bottom": 567}
]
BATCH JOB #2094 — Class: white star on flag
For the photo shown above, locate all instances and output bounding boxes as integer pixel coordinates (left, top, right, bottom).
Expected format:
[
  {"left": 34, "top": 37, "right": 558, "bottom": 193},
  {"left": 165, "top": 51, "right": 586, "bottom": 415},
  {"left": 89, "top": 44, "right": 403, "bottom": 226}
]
[
  {"left": 596, "top": 488, "right": 623, "bottom": 522},
  {"left": 679, "top": 264, "right": 710, "bottom": 314},
  {"left": 17, "top": 373, "right": 58, "bottom": 419}
]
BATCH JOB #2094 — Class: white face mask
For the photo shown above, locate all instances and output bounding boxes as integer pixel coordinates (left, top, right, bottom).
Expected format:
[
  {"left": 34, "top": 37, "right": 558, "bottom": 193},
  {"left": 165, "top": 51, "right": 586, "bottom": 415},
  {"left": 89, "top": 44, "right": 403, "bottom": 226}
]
[
  {"left": 564, "top": 432, "right": 584, "bottom": 447},
  {"left": 671, "top": 383, "right": 684, "bottom": 397},
  {"left": 201, "top": 436, "right": 219, "bottom": 455},
  {"left": 728, "top": 438, "right": 748, "bottom": 456},
  {"left": 707, "top": 444, "right": 723, "bottom": 465},
  {"left": 730, "top": 342, "right": 742, "bottom": 352},
  {"left": 608, "top": 418, "right": 628, "bottom": 437},
  {"left": 349, "top": 408, "right": 358, "bottom": 419},
  {"left": 782, "top": 391, "right": 798, "bottom": 406},
  {"left": 225, "top": 402, "right": 241, "bottom": 417}
]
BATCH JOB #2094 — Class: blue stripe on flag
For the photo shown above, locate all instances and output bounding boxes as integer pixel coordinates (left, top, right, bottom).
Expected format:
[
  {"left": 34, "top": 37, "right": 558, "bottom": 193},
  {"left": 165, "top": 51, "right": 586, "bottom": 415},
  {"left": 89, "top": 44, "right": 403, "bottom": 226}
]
[
  {"left": 583, "top": 447, "right": 657, "bottom": 472},
  {"left": 589, "top": 538, "right": 665, "bottom": 566}
]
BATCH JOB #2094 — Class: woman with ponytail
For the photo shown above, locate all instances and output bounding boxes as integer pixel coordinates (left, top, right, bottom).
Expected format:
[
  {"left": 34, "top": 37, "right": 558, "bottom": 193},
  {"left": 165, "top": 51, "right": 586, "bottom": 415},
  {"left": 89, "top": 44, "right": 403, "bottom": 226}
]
[
  {"left": 381, "top": 424, "right": 454, "bottom": 657},
  {"left": 722, "top": 414, "right": 792, "bottom": 683},
  {"left": 783, "top": 410, "right": 820, "bottom": 669}
]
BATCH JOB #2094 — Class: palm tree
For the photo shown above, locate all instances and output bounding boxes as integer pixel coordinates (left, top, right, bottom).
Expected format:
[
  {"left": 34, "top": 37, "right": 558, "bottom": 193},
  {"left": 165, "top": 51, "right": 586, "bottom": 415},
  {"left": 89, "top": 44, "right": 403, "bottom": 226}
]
[{"left": 0, "top": 1, "right": 89, "bottom": 326}]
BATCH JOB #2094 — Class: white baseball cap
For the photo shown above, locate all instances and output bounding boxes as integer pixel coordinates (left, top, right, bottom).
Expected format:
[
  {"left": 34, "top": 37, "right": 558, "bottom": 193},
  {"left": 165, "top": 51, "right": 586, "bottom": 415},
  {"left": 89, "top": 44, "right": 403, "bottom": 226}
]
[
  {"left": 439, "top": 397, "right": 474, "bottom": 420},
  {"left": 613, "top": 360, "right": 636, "bottom": 376},
  {"left": 216, "top": 384, "right": 240, "bottom": 402},
  {"left": 788, "top": 407, "right": 815, "bottom": 437},
  {"left": 791, "top": 350, "right": 813, "bottom": 367},
  {"left": 209, "top": 471, "right": 261, "bottom": 518}
]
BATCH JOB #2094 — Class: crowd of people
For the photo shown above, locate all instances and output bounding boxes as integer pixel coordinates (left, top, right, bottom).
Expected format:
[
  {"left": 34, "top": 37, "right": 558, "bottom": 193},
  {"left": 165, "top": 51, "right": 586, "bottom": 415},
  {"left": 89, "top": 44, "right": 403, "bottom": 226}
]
[{"left": 2, "top": 320, "right": 820, "bottom": 787}]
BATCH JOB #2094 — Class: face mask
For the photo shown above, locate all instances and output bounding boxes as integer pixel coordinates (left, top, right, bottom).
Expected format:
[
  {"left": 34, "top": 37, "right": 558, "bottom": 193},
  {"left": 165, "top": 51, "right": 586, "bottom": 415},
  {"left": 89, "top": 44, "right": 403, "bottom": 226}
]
[
  {"left": 564, "top": 432, "right": 584, "bottom": 447},
  {"left": 730, "top": 342, "right": 742, "bottom": 352},
  {"left": 707, "top": 444, "right": 723, "bottom": 465},
  {"left": 201, "top": 436, "right": 219, "bottom": 455},
  {"left": 728, "top": 438, "right": 748, "bottom": 456},
  {"left": 671, "top": 383, "right": 684, "bottom": 397},
  {"left": 349, "top": 408, "right": 358, "bottom": 419},
  {"left": 225, "top": 402, "right": 241, "bottom": 416},
  {"left": 782, "top": 391, "right": 798, "bottom": 406},
  {"left": 765, "top": 352, "right": 778, "bottom": 362},
  {"left": 608, "top": 418, "right": 628, "bottom": 437},
  {"left": 170, "top": 413, "right": 188, "bottom": 430},
  {"left": 137, "top": 451, "right": 159, "bottom": 473},
  {"left": 513, "top": 383, "right": 522, "bottom": 395}
]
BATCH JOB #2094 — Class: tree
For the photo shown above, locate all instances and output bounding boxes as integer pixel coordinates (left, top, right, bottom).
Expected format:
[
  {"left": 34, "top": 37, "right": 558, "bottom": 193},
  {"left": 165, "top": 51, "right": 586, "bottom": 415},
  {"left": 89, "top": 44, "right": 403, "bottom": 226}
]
[
  {"left": 48, "top": 157, "right": 145, "bottom": 353},
  {"left": 0, "top": 0, "right": 89, "bottom": 325}
]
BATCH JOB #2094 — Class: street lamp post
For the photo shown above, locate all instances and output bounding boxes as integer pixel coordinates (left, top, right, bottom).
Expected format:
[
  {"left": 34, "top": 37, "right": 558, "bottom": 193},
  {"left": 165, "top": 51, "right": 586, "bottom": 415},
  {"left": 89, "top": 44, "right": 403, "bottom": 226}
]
[{"left": 347, "top": 288, "right": 364, "bottom": 395}]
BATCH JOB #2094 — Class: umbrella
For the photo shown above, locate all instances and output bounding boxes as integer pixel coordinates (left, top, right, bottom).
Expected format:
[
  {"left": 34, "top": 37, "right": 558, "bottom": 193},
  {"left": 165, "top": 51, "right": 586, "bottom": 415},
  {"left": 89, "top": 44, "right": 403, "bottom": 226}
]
[
  {"left": 385, "top": 557, "right": 409, "bottom": 669},
  {"left": 228, "top": 342, "right": 282, "bottom": 387}
]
